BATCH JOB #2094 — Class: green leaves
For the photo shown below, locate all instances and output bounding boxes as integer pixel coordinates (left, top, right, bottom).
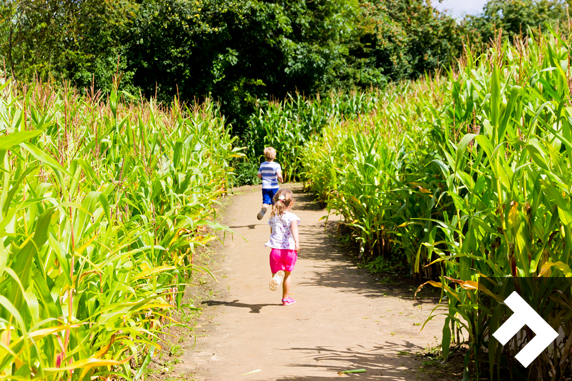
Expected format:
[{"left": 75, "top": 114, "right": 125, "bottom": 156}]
[
  {"left": 304, "top": 27, "right": 572, "bottom": 378},
  {"left": 462, "top": 0, "right": 569, "bottom": 47},
  {"left": 0, "top": 81, "right": 235, "bottom": 379},
  {"left": 455, "top": 134, "right": 477, "bottom": 172},
  {"left": 244, "top": 91, "right": 381, "bottom": 182},
  {"left": 0, "top": 130, "right": 43, "bottom": 151},
  {"left": 20, "top": 142, "right": 71, "bottom": 177}
]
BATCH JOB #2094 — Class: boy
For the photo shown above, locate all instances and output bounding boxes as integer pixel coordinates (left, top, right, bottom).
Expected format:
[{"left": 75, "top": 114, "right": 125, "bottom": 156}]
[{"left": 257, "top": 147, "right": 283, "bottom": 220}]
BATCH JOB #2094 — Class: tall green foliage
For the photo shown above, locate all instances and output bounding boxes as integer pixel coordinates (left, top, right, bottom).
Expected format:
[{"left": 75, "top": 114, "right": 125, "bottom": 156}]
[
  {"left": 0, "top": 79, "right": 237, "bottom": 379},
  {"left": 355, "top": 0, "right": 464, "bottom": 81},
  {"left": 5, "top": 0, "right": 572, "bottom": 138},
  {"left": 0, "top": 0, "right": 136, "bottom": 91},
  {"left": 0, "top": 0, "right": 467, "bottom": 133},
  {"left": 302, "top": 80, "right": 444, "bottom": 266},
  {"left": 303, "top": 29, "right": 572, "bottom": 377},
  {"left": 243, "top": 91, "right": 381, "bottom": 180},
  {"left": 125, "top": 0, "right": 373, "bottom": 133},
  {"left": 462, "top": 0, "right": 570, "bottom": 46}
]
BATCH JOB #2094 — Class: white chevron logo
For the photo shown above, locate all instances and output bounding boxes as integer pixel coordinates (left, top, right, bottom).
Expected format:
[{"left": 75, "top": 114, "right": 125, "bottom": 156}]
[{"left": 492, "top": 291, "right": 559, "bottom": 368}]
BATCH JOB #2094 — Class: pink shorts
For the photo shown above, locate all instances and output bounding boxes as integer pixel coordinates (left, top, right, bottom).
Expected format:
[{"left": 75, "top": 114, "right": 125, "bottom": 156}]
[{"left": 269, "top": 248, "right": 298, "bottom": 273}]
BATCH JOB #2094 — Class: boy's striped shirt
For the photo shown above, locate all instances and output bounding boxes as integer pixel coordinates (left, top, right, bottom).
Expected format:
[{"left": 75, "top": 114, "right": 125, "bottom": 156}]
[{"left": 258, "top": 161, "right": 281, "bottom": 189}]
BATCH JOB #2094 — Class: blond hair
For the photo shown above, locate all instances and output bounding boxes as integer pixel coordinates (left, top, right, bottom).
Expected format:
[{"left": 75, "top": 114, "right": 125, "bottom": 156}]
[
  {"left": 263, "top": 147, "right": 277, "bottom": 161},
  {"left": 271, "top": 189, "right": 293, "bottom": 218}
]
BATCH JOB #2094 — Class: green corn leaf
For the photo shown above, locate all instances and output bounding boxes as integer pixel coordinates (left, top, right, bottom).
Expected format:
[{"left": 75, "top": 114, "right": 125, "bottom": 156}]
[
  {"left": 20, "top": 142, "right": 72, "bottom": 177},
  {"left": 0, "top": 129, "right": 44, "bottom": 151}
]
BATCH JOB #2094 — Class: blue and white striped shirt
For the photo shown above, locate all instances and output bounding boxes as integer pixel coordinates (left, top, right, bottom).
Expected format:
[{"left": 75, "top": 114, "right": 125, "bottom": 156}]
[{"left": 258, "top": 161, "right": 281, "bottom": 189}]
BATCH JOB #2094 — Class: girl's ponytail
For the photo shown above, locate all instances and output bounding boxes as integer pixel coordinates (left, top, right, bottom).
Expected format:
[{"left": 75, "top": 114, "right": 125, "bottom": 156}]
[{"left": 271, "top": 189, "right": 293, "bottom": 218}]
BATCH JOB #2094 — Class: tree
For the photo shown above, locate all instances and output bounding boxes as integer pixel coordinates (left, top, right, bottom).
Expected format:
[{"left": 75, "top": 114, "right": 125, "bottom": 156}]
[
  {"left": 125, "top": 0, "right": 375, "bottom": 133},
  {"left": 0, "top": 0, "right": 136, "bottom": 91},
  {"left": 462, "top": 0, "right": 569, "bottom": 45},
  {"left": 351, "top": 0, "right": 464, "bottom": 82}
]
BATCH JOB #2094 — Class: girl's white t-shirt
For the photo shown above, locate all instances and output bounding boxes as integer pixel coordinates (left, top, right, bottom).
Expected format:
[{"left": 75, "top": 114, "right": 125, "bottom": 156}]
[{"left": 265, "top": 211, "right": 301, "bottom": 250}]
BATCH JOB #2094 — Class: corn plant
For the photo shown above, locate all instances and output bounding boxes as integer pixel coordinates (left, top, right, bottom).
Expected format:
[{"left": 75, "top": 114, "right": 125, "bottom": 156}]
[
  {"left": 303, "top": 28, "right": 572, "bottom": 378},
  {"left": 302, "top": 80, "right": 448, "bottom": 271},
  {"left": 420, "top": 31, "right": 572, "bottom": 379},
  {"left": 243, "top": 90, "right": 381, "bottom": 181},
  {"left": 0, "top": 79, "right": 238, "bottom": 380}
]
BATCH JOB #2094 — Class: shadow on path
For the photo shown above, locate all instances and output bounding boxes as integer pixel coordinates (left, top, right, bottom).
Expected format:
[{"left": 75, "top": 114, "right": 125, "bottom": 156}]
[
  {"left": 228, "top": 224, "right": 265, "bottom": 229},
  {"left": 273, "top": 341, "right": 426, "bottom": 380},
  {"left": 296, "top": 223, "right": 389, "bottom": 298},
  {"left": 293, "top": 215, "right": 440, "bottom": 306},
  {"left": 203, "top": 299, "right": 282, "bottom": 313},
  {"left": 291, "top": 188, "right": 324, "bottom": 211}
]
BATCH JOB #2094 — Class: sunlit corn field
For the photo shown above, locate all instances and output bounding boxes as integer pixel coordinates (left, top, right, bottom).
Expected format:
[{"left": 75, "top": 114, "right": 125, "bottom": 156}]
[
  {"left": 303, "top": 29, "right": 572, "bottom": 378},
  {"left": 0, "top": 79, "right": 238, "bottom": 380},
  {"left": 243, "top": 91, "right": 382, "bottom": 181}
]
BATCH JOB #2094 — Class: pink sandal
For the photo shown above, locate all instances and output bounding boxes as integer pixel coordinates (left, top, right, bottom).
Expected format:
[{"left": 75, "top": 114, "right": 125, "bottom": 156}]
[{"left": 282, "top": 297, "right": 296, "bottom": 306}]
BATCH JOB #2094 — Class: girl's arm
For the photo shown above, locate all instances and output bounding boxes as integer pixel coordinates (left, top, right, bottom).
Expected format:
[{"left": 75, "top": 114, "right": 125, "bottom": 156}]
[{"left": 291, "top": 220, "right": 300, "bottom": 252}]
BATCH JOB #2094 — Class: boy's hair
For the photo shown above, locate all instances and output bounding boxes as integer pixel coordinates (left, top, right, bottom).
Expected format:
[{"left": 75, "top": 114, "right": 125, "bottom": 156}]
[
  {"left": 263, "top": 147, "right": 277, "bottom": 161},
  {"left": 271, "top": 189, "right": 293, "bottom": 218}
]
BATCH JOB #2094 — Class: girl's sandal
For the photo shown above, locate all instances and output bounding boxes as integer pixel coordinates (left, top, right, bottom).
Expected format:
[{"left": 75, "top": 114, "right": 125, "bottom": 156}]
[
  {"left": 282, "top": 297, "right": 296, "bottom": 306},
  {"left": 269, "top": 271, "right": 285, "bottom": 291}
]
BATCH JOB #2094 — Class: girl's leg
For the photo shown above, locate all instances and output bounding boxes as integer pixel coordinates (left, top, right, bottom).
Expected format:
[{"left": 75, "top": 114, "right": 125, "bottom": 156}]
[
  {"left": 269, "top": 258, "right": 285, "bottom": 292},
  {"left": 282, "top": 271, "right": 291, "bottom": 299},
  {"left": 269, "top": 271, "right": 279, "bottom": 291}
]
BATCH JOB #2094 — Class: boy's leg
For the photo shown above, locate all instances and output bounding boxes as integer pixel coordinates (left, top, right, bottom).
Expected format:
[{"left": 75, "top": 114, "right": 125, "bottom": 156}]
[
  {"left": 257, "top": 204, "right": 269, "bottom": 220},
  {"left": 258, "top": 188, "right": 277, "bottom": 220},
  {"left": 270, "top": 188, "right": 279, "bottom": 204},
  {"left": 257, "top": 189, "right": 272, "bottom": 220}
]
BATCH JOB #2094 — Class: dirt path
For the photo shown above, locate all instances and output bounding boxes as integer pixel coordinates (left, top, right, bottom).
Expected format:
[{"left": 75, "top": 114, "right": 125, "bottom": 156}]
[{"left": 176, "top": 185, "right": 446, "bottom": 380}]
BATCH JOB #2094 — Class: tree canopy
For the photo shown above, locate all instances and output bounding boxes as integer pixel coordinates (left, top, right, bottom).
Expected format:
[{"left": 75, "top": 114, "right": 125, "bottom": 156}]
[{"left": 462, "top": 0, "right": 569, "bottom": 46}]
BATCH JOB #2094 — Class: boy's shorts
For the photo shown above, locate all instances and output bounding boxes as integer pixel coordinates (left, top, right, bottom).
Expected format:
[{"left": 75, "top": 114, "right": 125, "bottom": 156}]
[
  {"left": 269, "top": 248, "right": 298, "bottom": 273},
  {"left": 262, "top": 188, "right": 279, "bottom": 205}
]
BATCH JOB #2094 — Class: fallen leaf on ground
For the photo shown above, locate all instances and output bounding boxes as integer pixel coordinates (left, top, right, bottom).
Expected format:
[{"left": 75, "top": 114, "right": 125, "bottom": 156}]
[{"left": 338, "top": 368, "right": 366, "bottom": 375}]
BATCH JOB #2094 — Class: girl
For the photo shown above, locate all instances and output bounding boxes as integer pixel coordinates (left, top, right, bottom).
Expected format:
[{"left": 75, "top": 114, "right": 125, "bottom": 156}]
[{"left": 265, "top": 189, "right": 300, "bottom": 306}]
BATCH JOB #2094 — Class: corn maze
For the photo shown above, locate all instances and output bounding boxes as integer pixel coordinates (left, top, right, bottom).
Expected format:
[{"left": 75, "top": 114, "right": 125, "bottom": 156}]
[{"left": 3, "top": 25, "right": 572, "bottom": 380}]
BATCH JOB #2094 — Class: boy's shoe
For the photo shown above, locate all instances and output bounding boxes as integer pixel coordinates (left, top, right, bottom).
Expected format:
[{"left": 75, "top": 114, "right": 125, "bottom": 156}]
[
  {"left": 269, "top": 271, "right": 284, "bottom": 291},
  {"left": 257, "top": 207, "right": 268, "bottom": 220},
  {"left": 282, "top": 297, "right": 296, "bottom": 306}
]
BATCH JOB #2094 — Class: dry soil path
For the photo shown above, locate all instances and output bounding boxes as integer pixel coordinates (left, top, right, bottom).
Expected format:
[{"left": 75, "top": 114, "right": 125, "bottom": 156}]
[{"left": 177, "top": 185, "right": 445, "bottom": 380}]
